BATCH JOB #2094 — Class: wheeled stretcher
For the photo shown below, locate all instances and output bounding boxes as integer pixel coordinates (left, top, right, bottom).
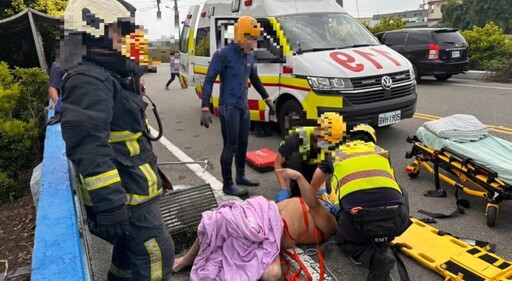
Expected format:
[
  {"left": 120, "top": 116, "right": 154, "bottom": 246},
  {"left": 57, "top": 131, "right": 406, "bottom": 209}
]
[{"left": 405, "top": 126, "right": 512, "bottom": 227}]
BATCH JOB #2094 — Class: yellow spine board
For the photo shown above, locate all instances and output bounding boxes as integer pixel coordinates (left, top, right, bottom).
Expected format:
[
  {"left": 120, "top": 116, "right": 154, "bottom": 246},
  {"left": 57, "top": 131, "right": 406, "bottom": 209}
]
[{"left": 392, "top": 218, "right": 512, "bottom": 281}]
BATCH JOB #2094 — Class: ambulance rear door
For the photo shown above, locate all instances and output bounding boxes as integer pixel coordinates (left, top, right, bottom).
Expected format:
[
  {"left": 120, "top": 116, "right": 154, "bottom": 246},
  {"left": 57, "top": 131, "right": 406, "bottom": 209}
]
[{"left": 179, "top": 5, "right": 201, "bottom": 87}]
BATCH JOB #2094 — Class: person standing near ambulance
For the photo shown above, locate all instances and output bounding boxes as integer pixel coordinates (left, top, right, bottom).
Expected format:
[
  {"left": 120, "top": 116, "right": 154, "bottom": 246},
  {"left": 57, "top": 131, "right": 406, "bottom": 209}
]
[
  {"left": 59, "top": 0, "right": 174, "bottom": 279},
  {"left": 200, "top": 16, "right": 275, "bottom": 197}
]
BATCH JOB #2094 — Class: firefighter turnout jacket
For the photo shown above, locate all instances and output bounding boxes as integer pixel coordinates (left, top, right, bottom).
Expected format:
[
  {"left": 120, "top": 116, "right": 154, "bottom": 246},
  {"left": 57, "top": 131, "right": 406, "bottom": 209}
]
[{"left": 61, "top": 52, "right": 162, "bottom": 213}]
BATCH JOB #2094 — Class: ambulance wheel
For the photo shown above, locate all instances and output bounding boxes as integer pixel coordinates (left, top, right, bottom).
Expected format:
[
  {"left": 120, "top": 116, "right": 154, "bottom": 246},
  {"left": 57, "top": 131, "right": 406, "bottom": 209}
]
[
  {"left": 279, "top": 99, "right": 306, "bottom": 135},
  {"left": 486, "top": 205, "right": 497, "bottom": 227}
]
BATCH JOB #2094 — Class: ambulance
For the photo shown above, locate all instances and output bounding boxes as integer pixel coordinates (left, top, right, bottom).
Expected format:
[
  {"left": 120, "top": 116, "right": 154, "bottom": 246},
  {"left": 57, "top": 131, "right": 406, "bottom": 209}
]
[{"left": 178, "top": 0, "right": 417, "bottom": 133}]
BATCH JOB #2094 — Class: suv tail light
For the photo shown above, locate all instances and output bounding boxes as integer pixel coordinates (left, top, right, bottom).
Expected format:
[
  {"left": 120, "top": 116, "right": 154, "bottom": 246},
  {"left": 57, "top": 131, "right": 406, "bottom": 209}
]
[{"left": 428, "top": 43, "right": 440, "bottom": 60}]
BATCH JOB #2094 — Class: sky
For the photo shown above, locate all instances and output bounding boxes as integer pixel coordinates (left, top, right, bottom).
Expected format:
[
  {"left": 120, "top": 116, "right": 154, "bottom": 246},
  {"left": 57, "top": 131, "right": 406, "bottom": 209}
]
[{"left": 128, "top": 0, "right": 426, "bottom": 41}]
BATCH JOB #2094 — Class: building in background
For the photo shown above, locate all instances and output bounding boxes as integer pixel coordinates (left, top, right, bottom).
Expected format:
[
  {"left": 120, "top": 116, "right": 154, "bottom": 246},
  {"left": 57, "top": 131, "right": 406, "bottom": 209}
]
[
  {"left": 427, "top": 0, "right": 462, "bottom": 22},
  {"left": 372, "top": 9, "right": 427, "bottom": 24}
]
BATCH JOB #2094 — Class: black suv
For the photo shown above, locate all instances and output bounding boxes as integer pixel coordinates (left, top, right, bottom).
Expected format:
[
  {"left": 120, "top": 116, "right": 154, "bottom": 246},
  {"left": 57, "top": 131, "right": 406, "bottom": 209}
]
[{"left": 376, "top": 28, "right": 469, "bottom": 81}]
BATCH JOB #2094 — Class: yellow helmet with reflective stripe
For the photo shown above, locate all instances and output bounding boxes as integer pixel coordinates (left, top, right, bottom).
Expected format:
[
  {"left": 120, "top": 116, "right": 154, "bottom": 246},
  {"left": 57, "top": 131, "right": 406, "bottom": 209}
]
[
  {"left": 317, "top": 112, "right": 346, "bottom": 144},
  {"left": 349, "top": 124, "right": 377, "bottom": 143},
  {"left": 64, "top": 0, "right": 135, "bottom": 38},
  {"left": 234, "top": 16, "right": 261, "bottom": 44}
]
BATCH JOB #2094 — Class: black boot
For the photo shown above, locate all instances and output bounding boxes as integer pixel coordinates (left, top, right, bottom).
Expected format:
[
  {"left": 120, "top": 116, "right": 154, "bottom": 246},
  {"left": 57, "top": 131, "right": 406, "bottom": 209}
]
[
  {"left": 236, "top": 176, "right": 259, "bottom": 186},
  {"left": 367, "top": 252, "right": 395, "bottom": 281},
  {"left": 223, "top": 183, "right": 249, "bottom": 197}
]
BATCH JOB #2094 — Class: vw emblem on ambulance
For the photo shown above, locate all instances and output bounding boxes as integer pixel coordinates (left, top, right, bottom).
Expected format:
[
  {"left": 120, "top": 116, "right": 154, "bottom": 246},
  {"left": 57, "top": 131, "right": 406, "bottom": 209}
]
[{"left": 381, "top": 76, "right": 393, "bottom": 90}]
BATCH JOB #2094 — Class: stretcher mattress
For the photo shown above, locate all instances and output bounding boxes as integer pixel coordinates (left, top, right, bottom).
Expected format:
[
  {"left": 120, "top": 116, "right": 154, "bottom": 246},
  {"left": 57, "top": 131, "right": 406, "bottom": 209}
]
[{"left": 416, "top": 126, "right": 512, "bottom": 185}]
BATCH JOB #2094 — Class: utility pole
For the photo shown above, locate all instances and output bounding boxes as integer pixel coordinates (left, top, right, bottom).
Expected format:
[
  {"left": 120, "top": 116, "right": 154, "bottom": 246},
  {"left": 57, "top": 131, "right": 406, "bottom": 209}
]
[
  {"left": 174, "top": 0, "right": 180, "bottom": 39},
  {"left": 356, "top": 0, "right": 360, "bottom": 18},
  {"left": 156, "top": 0, "right": 162, "bottom": 19}
]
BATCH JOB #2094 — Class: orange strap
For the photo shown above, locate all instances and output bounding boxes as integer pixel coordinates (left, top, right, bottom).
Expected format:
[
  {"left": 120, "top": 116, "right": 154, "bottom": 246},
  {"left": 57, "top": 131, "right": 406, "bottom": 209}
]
[{"left": 280, "top": 197, "right": 325, "bottom": 281}]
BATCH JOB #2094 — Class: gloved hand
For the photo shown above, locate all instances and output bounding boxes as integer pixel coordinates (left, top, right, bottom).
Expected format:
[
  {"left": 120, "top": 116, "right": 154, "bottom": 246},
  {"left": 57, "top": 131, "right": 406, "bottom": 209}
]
[
  {"left": 95, "top": 204, "right": 131, "bottom": 244},
  {"left": 275, "top": 189, "right": 291, "bottom": 203},
  {"left": 200, "top": 110, "right": 212, "bottom": 128},
  {"left": 265, "top": 98, "right": 275, "bottom": 115}
]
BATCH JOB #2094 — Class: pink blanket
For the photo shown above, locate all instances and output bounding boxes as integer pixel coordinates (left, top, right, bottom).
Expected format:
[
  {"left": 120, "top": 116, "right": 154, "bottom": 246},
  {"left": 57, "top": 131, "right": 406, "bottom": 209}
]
[{"left": 191, "top": 196, "right": 283, "bottom": 281}]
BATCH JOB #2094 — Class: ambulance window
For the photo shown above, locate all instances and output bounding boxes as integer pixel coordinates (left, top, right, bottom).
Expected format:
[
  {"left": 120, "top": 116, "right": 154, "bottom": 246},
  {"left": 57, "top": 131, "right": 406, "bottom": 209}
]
[
  {"left": 383, "top": 32, "right": 407, "bottom": 46},
  {"left": 179, "top": 25, "right": 190, "bottom": 53},
  {"left": 254, "top": 18, "right": 285, "bottom": 63},
  {"left": 195, "top": 27, "right": 210, "bottom": 57}
]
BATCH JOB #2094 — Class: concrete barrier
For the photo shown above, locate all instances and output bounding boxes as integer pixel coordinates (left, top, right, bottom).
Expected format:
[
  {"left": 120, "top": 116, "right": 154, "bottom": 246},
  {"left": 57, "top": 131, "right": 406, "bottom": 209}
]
[{"left": 31, "top": 112, "right": 91, "bottom": 281}]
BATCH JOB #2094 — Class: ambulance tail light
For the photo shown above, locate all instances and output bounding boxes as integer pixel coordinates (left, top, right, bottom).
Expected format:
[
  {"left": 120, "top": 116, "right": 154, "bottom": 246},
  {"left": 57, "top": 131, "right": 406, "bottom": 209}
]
[
  {"left": 244, "top": 0, "right": 252, "bottom": 6},
  {"left": 428, "top": 43, "right": 440, "bottom": 60},
  {"left": 187, "top": 14, "right": 192, "bottom": 19},
  {"left": 200, "top": 12, "right": 206, "bottom": 17},
  {"left": 282, "top": 66, "right": 293, "bottom": 74}
]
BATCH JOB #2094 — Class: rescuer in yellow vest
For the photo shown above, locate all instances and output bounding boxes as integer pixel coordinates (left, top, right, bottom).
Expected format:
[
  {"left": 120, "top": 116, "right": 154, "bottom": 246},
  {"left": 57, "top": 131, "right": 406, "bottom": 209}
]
[
  {"left": 274, "top": 112, "right": 345, "bottom": 202},
  {"left": 311, "top": 127, "right": 411, "bottom": 281}
]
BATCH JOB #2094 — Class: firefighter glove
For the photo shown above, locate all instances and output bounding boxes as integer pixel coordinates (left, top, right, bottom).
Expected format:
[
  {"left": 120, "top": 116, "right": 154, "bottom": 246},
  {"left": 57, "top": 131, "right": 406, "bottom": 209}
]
[
  {"left": 96, "top": 204, "right": 130, "bottom": 244},
  {"left": 265, "top": 98, "right": 275, "bottom": 115},
  {"left": 200, "top": 110, "right": 212, "bottom": 128}
]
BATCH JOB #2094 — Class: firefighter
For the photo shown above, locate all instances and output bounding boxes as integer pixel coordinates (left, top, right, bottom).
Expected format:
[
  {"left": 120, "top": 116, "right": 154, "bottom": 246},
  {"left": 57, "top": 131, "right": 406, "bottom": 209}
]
[
  {"left": 274, "top": 112, "right": 345, "bottom": 202},
  {"left": 59, "top": 0, "right": 174, "bottom": 280},
  {"left": 200, "top": 16, "right": 275, "bottom": 197},
  {"left": 312, "top": 131, "right": 411, "bottom": 281}
]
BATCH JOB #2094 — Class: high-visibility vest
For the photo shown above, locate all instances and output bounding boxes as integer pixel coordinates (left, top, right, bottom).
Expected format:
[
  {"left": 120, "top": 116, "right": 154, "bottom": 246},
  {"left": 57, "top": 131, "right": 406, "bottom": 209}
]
[
  {"left": 330, "top": 141, "right": 401, "bottom": 201},
  {"left": 282, "top": 127, "right": 328, "bottom": 165}
]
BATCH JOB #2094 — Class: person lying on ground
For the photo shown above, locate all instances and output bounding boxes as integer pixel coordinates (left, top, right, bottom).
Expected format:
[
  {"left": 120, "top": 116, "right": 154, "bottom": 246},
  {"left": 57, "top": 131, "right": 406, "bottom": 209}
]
[{"left": 172, "top": 168, "right": 337, "bottom": 281}]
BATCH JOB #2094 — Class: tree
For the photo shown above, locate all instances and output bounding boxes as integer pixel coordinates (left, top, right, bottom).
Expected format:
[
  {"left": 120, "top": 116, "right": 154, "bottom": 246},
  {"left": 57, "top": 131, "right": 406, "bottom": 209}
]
[
  {"left": 369, "top": 17, "right": 407, "bottom": 34},
  {"left": 441, "top": 0, "right": 512, "bottom": 34},
  {"left": 0, "top": 0, "right": 67, "bottom": 19}
]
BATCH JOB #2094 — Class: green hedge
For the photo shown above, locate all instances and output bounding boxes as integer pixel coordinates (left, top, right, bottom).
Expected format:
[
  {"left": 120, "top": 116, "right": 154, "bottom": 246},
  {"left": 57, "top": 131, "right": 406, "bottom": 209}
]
[
  {"left": 0, "top": 62, "right": 48, "bottom": 201},
  {"left": 461, "top": 22, "right": 512, "bottom": 72}
]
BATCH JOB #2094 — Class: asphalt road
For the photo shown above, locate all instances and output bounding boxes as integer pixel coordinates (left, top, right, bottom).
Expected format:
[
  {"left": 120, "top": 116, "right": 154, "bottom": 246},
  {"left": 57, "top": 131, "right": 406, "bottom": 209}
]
[{"left": 87, "top": 63, "right": 512, "bottom": 281}]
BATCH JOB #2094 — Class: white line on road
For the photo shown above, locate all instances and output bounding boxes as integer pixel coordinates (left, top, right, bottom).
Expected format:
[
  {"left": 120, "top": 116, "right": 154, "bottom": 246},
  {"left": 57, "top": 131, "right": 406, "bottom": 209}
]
[
  {"left": 150, "top": 125, "right": 327, "bottom": 279},
  {"left": 450, "top": 83, "right": 512, "bottom": 91}
]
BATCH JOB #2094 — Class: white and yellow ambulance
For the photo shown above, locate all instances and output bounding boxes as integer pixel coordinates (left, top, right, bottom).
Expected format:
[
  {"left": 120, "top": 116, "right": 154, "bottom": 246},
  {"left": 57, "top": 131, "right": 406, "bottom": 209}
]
[{"left": 178, "top": 0, "right": 417, "bottom": 133}]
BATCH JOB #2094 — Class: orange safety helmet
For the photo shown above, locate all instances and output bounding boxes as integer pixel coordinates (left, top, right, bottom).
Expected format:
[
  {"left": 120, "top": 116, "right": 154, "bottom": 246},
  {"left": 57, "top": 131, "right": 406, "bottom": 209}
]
[{"left": 234, "top": 16, "right": 261, "bottom": 44}]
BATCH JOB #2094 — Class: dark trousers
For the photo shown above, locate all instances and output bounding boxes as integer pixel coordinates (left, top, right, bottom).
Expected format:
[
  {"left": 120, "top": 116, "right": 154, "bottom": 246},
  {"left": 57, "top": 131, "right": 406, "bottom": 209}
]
[
  {"left": 285, "top": 152, "right": 317, "bottom": 197},
  {"left": 334, "top": 187, "right": 410, "bottom": 267},
  {"left": 219, "top": 104, "right": 251, "bottom": 185},
  {"left": 165, "top": 73, "right": 178, "bottom": 87},
  {"left": 107, "top": 201, "right": 175, "bottom": 281}
]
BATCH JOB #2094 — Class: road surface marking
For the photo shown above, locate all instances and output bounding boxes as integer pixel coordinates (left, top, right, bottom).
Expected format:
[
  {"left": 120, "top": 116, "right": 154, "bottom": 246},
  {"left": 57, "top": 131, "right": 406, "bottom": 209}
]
[{"left": 450, "top": 83, "right": 512, "bottom": 91}]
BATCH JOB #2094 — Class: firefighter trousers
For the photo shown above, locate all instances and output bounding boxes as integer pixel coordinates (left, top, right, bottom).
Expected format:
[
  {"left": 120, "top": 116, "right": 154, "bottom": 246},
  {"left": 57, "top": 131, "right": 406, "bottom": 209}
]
[{"left": 107, "top": 200, "right": 174, "bottom": 281}]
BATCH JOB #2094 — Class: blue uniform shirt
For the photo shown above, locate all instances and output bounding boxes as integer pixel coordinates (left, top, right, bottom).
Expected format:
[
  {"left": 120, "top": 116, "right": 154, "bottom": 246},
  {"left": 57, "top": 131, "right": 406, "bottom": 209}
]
[
  {"left": 201, "top": 43, "right": 269, "bottom": 109},
  {"left": 49, "top": 62, "right": 66, "bottom": 112}
]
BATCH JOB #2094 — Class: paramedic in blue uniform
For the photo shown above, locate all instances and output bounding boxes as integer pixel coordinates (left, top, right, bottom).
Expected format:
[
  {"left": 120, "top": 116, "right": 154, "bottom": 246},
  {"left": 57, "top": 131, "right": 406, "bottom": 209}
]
[
  {"left": 59, "top": 0, "right": 174, "bottom": 279},
  {"left": 312, "top": 132, "right": 411, "bottom": 281},
  {"left": 200, "top": 16, "right": 275, "bottom": 197}
]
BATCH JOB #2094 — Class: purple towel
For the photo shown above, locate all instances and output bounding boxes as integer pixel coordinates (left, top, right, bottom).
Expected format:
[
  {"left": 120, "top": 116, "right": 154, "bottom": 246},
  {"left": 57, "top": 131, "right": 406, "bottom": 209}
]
[{"left": 191, "top": 196, "right": 283, "bottom": 281}]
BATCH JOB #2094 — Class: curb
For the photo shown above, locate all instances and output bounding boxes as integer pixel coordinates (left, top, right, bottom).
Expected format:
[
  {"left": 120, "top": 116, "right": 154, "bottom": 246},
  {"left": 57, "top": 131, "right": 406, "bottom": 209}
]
[{"left": 454, "top": 70, "right": 493, "bottom": 81}]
